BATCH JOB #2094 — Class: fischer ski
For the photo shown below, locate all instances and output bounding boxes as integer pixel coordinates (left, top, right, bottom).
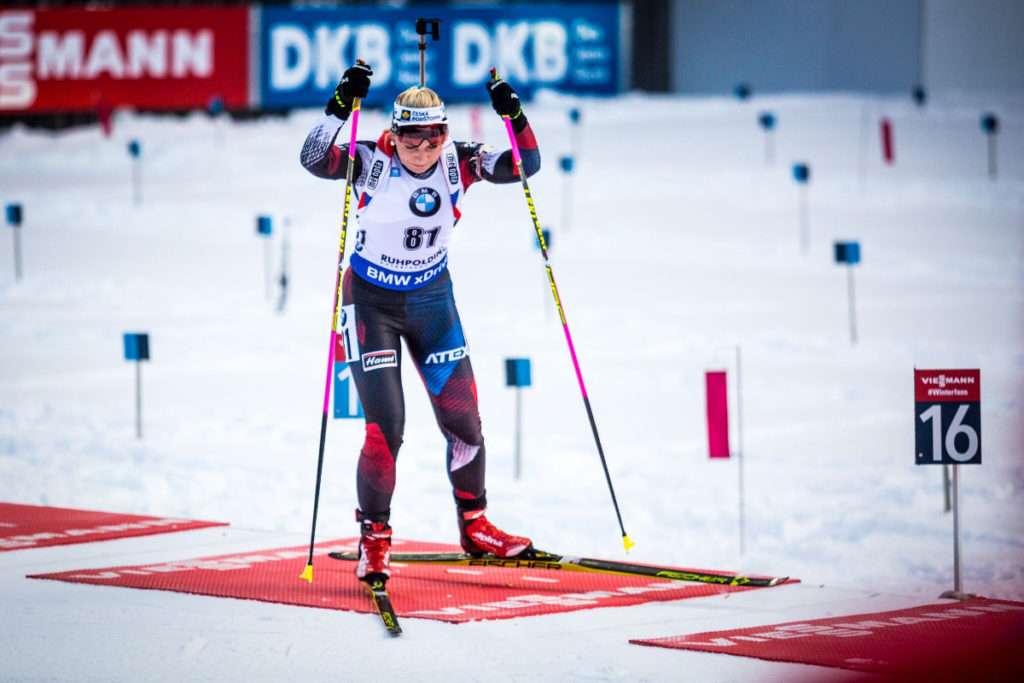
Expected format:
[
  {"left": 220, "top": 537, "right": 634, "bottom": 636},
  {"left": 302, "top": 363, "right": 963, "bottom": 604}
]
[
  {"left": 331, "top": 549, "right": 787, "bottom": 588},
  {"left": 362, "top": 577, "right": 402, "bottom": 635}
]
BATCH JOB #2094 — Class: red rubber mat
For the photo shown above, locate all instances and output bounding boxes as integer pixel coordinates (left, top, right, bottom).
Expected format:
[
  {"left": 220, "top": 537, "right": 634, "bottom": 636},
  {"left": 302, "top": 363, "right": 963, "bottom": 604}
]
[
  {"left": 1, "top": 502, "right": 227, "bottom": 551},
  {"left": 28, "top": 538, "right": 788, "bottom": 623},
  {"left": 631, "top": 598, "right": 1024, "bottom": 677}
]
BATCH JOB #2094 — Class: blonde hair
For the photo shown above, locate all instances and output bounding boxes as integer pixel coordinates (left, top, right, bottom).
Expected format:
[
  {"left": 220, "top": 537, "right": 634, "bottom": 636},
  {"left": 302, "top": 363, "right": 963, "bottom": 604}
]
[{"left": 395, "top": 86, "right": 442, "bottom": 108}]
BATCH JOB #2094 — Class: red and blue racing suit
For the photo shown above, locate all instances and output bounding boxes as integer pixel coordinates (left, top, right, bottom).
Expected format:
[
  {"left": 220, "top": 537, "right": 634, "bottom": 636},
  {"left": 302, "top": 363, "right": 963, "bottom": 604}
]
[{"left": 300, "top": 113, "right": 540, "bottom": 524}]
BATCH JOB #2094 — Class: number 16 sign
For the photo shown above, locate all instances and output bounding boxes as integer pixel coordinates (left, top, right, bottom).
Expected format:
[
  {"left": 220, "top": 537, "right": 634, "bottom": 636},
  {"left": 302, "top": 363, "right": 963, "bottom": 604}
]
[{"left": 915, "top": 369, "right": 981, "bottom": 465}]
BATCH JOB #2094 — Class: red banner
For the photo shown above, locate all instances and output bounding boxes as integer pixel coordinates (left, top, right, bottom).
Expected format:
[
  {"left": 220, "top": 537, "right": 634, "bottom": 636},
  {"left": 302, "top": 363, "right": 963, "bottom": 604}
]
[
  {"left": 706, "top": 371, "right": 730, "bottom": 458},
  {"left": 632, "top": 598, "right": 1024, "bottom": 677},
  {"left": 0, "top": 7, "right": 249, "bottom": 113},
  {"left": 880, "top": 117, "right": 894, "bottom": 164},
  {"left": 0, "top": 502, "right": 227, "bottom": 551}
]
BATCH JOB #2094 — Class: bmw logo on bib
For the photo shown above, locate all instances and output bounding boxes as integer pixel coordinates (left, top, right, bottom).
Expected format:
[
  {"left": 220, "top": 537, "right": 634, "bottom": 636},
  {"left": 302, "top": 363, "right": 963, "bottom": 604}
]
[{"left": 410, "top": 187, "right": 441, "bottom": 217}]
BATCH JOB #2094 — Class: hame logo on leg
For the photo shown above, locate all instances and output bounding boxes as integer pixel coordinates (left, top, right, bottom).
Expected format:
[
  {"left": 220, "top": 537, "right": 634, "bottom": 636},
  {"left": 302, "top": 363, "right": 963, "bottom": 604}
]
[{"left": 362, "top": 349, "right": 397, "bottom": 372}]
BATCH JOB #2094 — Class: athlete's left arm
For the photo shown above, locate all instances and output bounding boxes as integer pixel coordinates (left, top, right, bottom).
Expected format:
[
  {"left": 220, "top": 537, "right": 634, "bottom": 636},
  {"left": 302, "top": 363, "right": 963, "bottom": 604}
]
[{"left": 457, "top": 117, "right": 540, "bottom": 189}]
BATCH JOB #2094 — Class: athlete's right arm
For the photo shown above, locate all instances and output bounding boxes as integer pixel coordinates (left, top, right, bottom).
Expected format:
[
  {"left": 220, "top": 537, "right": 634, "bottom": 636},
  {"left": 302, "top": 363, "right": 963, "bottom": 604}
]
[
  {"left": 300, "top": 61, "right": 372, "bottom": 180},
  {"left": 299, "top": 114, "right": 366, "bottom": 180}
]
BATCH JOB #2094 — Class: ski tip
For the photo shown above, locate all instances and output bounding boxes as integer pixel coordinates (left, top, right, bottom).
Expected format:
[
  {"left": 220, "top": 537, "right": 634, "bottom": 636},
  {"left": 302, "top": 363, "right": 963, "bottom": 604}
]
[
  {"left": 299, "top": 564, "right": 314, "bottom": 583},
  {"left": 622, "top": 534, "right": 636, "bottom": 553}
]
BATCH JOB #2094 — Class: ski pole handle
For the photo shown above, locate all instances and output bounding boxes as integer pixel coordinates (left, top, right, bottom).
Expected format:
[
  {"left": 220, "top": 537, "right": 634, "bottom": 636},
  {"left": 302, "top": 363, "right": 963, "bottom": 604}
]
[
  {"left": 415, "top": 18, "right": 441, "bottom": 88},
  {"left": 490, "top": 69, "right": 524, "bottom": 169}
]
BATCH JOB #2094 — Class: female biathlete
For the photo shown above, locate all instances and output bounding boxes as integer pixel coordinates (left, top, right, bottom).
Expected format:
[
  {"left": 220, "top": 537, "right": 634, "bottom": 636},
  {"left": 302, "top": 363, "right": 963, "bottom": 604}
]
[{"left": 300, "top": 62, "right": 541, "bottom": 584}]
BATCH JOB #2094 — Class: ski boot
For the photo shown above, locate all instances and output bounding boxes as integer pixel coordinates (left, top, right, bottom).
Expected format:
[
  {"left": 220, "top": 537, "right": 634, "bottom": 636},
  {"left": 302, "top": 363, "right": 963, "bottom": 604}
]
[
  {"left": 355, "top": 511, "right": 392, "bottom": 582},
  {"left": 458, "top": 507, "right": 533, "bottom": 558}
]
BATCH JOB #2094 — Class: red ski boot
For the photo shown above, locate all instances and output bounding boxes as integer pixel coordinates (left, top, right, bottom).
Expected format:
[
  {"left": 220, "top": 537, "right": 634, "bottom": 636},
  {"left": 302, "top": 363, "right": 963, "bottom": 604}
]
[
  {"left": 355, "top": 520, "right": 392, "bottom": 581},
  {"left": 458, "top": 508, "right": 532, "bottom": 558}
]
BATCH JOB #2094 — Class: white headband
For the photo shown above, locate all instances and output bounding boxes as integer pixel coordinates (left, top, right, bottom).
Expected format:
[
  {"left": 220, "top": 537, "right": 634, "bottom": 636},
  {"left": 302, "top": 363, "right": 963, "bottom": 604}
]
[{"left": 392, "top": 104, "right": 448, "bottom": 127}]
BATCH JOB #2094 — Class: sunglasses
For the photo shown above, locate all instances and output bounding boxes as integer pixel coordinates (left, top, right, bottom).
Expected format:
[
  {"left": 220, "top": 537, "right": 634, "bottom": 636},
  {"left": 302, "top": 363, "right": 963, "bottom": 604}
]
[{"left": 392, "top": 124, "right": 448, "bottom": 144}]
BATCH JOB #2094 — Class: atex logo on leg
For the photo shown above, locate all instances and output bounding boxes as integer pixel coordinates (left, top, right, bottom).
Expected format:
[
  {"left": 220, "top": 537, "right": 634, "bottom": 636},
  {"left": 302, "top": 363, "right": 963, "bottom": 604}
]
[{"left": 425, "top": 346, "right": 467, "bottom": 365}]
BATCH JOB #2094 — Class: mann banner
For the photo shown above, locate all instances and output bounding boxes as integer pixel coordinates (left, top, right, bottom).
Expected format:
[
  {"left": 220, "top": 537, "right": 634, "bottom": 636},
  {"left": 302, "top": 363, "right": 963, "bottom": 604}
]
[
  {"left": 0, "top": 7, "right": 249, "bottom": 113},
  {"left": 260, "top": 3, "right": 622, "bottom": 109}
]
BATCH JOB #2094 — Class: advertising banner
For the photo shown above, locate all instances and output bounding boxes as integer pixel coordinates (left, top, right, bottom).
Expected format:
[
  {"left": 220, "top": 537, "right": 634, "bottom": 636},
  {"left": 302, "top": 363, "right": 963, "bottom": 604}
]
[
  {"left": 260, "top": 3, "right": 622, "bottom": 109},
  {"left": 705, "top": 371, "right": 730, "bottom": 459},
  {"left": 914, "top": 369, "right": 981, "bottom": 465},
  {"left": 0, "top": 7, "right": 249, "bottom": 113}
]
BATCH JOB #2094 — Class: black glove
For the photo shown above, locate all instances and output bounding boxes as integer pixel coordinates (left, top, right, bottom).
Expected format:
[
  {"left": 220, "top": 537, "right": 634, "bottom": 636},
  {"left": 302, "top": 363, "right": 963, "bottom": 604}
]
[
  {"left": 326, "top": 60, "right": 372, "bottom": 119},
  {"left": 486, "top": 75, "right": 523, "bottom": 120}
]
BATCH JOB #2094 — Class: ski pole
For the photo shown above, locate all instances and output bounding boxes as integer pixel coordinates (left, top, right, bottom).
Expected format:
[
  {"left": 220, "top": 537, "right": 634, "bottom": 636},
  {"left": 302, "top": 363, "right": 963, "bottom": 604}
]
[
  {"left": 490, "top": 69, "right": 633, "bottom": 554},
  {"left": 415, "top": 18, "right": 441, "bottom": 88},
  {"left": 300, "top": 94, "right": 362, "bottom": 583}
]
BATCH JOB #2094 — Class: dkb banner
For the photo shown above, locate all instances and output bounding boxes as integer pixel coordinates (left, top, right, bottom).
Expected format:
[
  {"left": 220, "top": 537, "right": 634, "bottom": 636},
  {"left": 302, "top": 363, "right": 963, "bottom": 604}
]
[{"left": 259, "top": 2, "right": 622, "bottom": 109}]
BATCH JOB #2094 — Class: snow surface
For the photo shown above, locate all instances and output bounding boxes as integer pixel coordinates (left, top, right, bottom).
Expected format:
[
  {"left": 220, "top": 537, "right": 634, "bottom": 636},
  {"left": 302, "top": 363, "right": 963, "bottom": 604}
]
[{"left": 1, "top": 90, "right": 1022, "bottom": 681}]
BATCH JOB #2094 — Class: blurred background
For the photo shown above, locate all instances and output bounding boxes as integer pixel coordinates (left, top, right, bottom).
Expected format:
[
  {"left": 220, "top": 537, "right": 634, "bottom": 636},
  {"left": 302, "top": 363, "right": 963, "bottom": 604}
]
[{"left": 2, "top": 0, "right": 1021, "bottom": 129}]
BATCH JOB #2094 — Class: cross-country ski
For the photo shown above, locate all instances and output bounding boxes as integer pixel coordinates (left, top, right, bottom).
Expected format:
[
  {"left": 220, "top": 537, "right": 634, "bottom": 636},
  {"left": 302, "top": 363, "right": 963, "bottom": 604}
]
[
  {"left": 330, "top": 550, "right": 788, "bottom": 588},
  {"left": 362, "top": 577, "right": 402, "bottom": 636}
]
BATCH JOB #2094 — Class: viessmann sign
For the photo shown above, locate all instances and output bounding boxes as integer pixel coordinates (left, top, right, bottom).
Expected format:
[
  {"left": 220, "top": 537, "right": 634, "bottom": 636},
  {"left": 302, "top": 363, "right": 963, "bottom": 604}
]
[{"left": 0, "top": 7, "right": 249, "bottom": 113}]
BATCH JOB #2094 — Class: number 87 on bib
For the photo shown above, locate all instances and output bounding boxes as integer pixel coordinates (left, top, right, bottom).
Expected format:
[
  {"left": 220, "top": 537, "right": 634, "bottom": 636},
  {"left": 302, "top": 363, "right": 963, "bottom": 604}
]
[{"left": 915, "top": 369, "right": 981, "bottom": 465}]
